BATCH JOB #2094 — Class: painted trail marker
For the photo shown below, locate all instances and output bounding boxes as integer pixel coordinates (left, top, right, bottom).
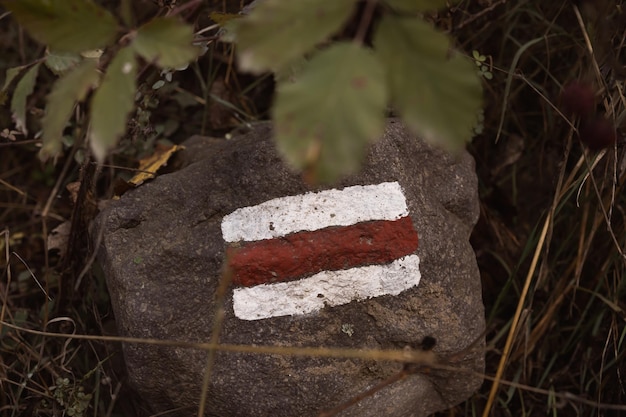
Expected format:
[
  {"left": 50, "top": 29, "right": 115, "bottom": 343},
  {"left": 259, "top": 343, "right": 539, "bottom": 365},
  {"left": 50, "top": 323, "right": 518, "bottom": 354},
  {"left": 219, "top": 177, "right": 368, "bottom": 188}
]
[{"left": 221, "top": 182, "right": 421, "bottom": 321}]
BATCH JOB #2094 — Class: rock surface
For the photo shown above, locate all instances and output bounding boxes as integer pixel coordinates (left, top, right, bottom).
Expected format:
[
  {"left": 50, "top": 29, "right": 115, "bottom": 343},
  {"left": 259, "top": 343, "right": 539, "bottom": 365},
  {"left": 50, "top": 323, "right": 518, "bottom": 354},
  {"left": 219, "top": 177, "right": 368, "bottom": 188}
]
[{"left": 94, "top": 119, "right": 485, "bottom": 417}]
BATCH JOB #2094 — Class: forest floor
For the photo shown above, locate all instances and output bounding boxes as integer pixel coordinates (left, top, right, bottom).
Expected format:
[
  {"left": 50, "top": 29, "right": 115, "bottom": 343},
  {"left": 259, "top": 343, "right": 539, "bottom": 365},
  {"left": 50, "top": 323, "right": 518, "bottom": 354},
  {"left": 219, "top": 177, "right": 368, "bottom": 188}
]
[{"left": 1, "top": 1, "right": 625, "bottom": 416}]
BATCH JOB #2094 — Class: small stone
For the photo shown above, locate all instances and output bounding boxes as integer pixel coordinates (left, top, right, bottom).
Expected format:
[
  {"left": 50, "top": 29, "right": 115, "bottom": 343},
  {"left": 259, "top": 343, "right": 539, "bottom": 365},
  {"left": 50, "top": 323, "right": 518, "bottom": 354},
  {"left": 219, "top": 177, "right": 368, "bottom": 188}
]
[{"left": 94, "top": 119, "right": 485, "bottom": 417}]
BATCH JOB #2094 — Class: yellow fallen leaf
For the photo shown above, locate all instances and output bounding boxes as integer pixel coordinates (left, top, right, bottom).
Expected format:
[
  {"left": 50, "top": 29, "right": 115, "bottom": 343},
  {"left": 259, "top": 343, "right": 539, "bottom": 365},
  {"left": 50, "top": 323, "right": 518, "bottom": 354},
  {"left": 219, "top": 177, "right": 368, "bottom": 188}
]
[{"left": 128, "top": 144, "right": 184, "bottom": 187}]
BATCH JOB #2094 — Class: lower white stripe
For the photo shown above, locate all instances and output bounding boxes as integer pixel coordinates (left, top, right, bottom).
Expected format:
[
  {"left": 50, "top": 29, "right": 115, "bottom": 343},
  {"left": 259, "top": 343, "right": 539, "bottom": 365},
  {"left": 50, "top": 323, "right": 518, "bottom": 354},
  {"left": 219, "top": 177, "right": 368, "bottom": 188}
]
[{"left": 232, "top": 255, "right": 420, "bottom": 320}]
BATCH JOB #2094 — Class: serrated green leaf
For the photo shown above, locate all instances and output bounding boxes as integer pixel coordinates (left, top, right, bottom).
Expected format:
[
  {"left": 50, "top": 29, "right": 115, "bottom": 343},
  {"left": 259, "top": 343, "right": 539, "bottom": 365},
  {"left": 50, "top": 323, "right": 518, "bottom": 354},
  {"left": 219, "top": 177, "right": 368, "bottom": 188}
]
[
  {"left": 45, "top": 49, "right": 82, "bottom": 75},
  {"left": 274, "top": 56, "right": 309, "bottom": 84},
  {"left": 40, "top": 60, "right": 99, "bottom": 161},
  {"left": 232, "top": 0, "right": 358, "bottom": 74},
  {"left": 90, "top": 47, "right": 137, "bottom": 162},
  {"left": 384, "top": 0, "right": 454, "bottom": 12},
  {"left": 3, "top": 66, "right": 27, "bottom": 91},
  {"left": 11, "top": 63, "right": 41, "bottom": 134},
  {"left": 374, "top": 15, "right": 482, "bottom": 150},
  {"left": 273, "top": 42, "right": 387, "bottom": 183},
  {"left": 3, "top": 0, "right": 119, "bottom": 52},
  {"left": 132, "top": 18, "right": 199, "bottom": 69}
]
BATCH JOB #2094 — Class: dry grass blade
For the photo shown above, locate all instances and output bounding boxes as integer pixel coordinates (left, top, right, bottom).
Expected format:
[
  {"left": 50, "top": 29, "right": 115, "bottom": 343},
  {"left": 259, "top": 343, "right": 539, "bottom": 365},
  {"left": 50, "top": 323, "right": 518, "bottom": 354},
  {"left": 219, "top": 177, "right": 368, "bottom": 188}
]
[
  {"left": 482, "top": 210, "right": 552, "bottom": 416},
  {"left": 1, "top": 229, "right": 11, "bottom": 338},
  {"left": 0, "top": 320, "right": 441, "bottom": 366},
  {"left": 483, "top": 128, "right": 574, "bottom": 415}
]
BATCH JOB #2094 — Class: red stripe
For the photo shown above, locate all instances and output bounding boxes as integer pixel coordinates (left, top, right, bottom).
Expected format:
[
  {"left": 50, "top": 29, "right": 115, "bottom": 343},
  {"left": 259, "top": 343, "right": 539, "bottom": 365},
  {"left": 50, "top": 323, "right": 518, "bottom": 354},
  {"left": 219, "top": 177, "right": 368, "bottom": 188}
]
[{"left": 227, "top": 216, "right": 418, "bottom": 287}]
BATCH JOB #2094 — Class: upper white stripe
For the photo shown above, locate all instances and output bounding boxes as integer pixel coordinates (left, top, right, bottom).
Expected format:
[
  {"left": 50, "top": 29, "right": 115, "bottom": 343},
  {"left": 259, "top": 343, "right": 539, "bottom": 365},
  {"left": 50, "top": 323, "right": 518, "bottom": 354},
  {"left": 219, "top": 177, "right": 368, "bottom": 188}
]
[{"left": 221, "top": 181, "right": 408, "bottom": 242}]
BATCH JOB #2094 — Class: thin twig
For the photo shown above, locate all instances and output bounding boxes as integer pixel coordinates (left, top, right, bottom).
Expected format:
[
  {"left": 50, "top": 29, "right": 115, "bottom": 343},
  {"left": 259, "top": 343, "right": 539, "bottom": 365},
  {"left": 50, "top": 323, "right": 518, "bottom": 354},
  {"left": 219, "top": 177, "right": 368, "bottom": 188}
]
[
  {"left": 3, "top": 320, "right": 625, "bottom": 411},
  {"left": 0, "top": 229, "right": 11, "bottom": 339},
  {"left": 166, "top": 0, "right": 203, "bottom": 18},
  {"left": 197, "top": 264, "right": 233, "bottom": 417},
  {"left": 41, "top": 146, "right": 77, "bottom": 220},
  {"left": 0, "top": 320, "right": 438, "bottom": 364},
  {"left": 320, "top": 329, "right": 487, "bottom": 417},
  {"left": 318, "top": 368, "right": 415, "bottom": 417},
  {"left": 12, "top": 252, "right": 52, "bottom": 301},
  {"left": 451, "top": 0, "right": 507, "bottom": 32},
  {"left": 354, "top": 0, "right": 377, "bottom": 45}
]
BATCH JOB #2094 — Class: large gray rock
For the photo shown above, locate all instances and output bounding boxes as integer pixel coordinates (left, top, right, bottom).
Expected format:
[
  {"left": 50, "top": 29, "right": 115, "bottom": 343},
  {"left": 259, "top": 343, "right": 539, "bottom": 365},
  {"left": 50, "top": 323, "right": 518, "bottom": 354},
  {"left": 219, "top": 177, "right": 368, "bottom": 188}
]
[{"left": 94, "top": 119, "right": 485, "bottom": 417}]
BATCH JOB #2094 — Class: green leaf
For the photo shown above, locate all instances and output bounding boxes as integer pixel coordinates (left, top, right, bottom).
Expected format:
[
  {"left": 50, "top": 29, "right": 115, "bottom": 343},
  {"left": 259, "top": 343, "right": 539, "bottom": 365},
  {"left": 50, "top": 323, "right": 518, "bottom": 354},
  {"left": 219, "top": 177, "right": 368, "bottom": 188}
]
[
  {"left": 11, "top": 63, "right": 41, "bottom": 134},
  {"left": 45, "top": 49, "right": 82, "bottom": 75},
  {"left": 274, "top": 56, "right": 309, "bottom": 84},
  {"left": 384, "top": 0, "right": 455, "bottom": 12},
  {"left": 90, "top": 47, "right": 137, "bottom": 162},
  {"left": 273, "top": 42, "right": 387, "bottom": 183},
  {"left": 132, "top": 18, "right": 199, "bottom": 69},
  {"left": 3, "top": 0, "right": 119, "bottom": 52},
  {"left": 374, "top": 15, "right": 482, "bottom": 150},
  {"left": 232, "top": 0, "right": 358, "bottom": 73},
  {"left": 2, "top": 66, "right": 28, "bottom": 91},
  {"left": 40, "top": 59, "right": 100, "bottom": 161}
]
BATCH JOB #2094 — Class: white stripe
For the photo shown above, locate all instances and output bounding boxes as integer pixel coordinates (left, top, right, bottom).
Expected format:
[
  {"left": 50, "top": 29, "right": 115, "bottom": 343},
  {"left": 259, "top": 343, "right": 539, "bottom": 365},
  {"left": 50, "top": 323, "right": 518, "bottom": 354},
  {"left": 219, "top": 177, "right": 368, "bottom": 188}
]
[
  {"left": 232, "top": 255, "right": 420, "bottom": 320},
  {"left": 221, "top": 182, "right": 408, "bottom": 243}
]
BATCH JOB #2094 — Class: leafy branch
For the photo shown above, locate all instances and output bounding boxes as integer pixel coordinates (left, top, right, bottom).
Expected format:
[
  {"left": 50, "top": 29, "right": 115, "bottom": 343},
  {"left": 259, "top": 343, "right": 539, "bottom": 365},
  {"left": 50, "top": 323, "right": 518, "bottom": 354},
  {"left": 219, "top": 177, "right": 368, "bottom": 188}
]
[
  {"left": 2, "top": 0, "right": 483, "bottom": 184},
  {"left": 1, "top": 0, "right": 200, "bottom": 162},
  {"left": 228, "top": 0, "right": 483, "bottom": 182}
]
